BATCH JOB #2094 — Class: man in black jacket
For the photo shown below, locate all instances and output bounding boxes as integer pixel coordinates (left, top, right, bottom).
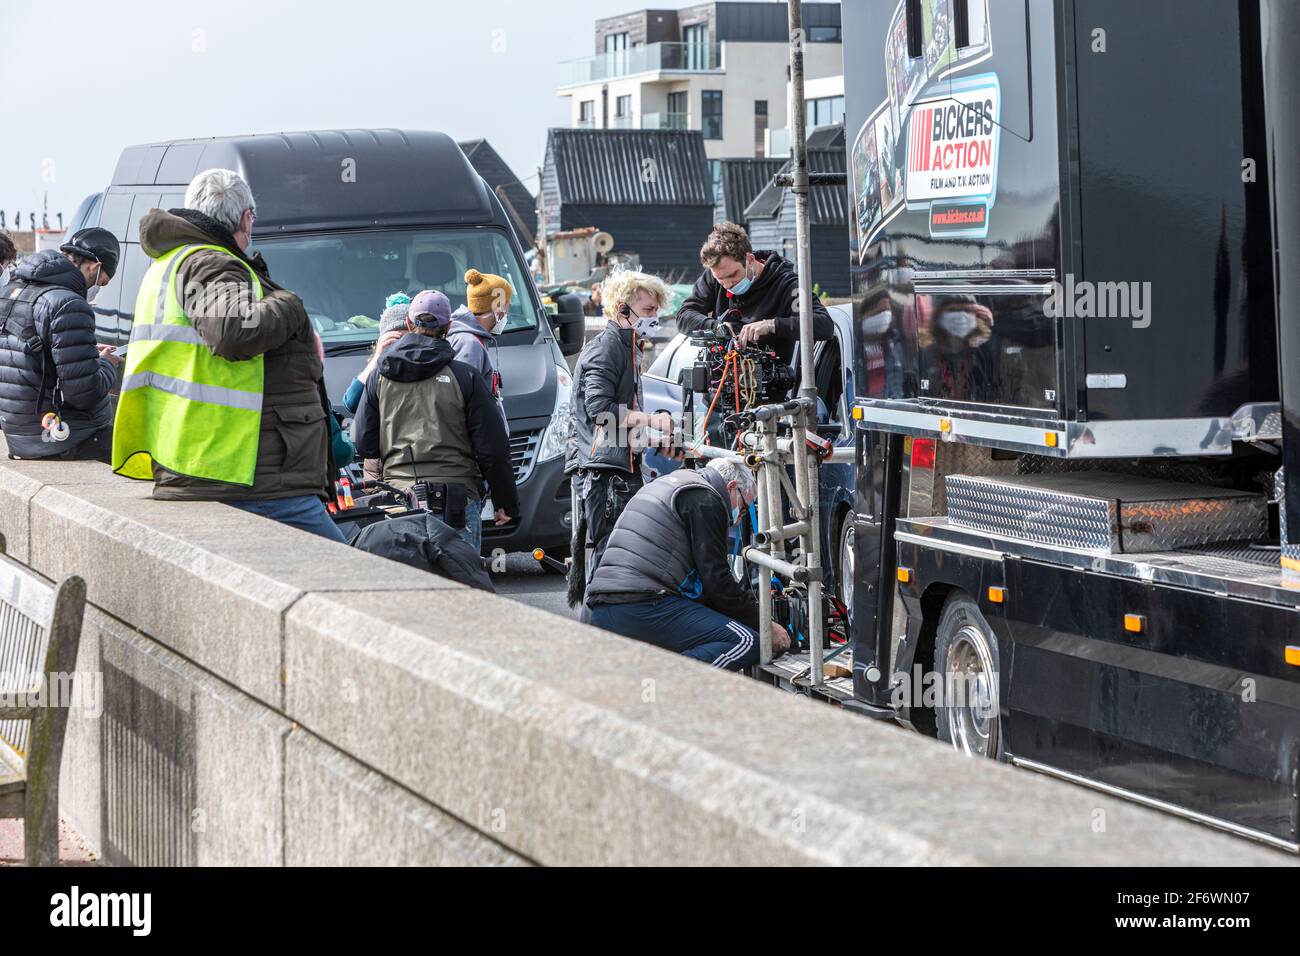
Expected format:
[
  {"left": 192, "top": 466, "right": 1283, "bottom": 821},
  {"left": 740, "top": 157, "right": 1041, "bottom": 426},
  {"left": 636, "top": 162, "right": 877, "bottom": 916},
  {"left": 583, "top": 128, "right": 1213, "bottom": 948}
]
[
  {"left": 353, "top": 289, "right": 518, "bottom": 553},
  {"left": 0, "top": 228, "right": 122, "bottom": 461},
  {"left": 565, "top": 271, "right": 680, "bottom": 599},
  {"left": 584, "top": 458, "right": 790, "bottom": 670},
  {"left": 676, "top": 221, "right": 834, "bottom": 370}
]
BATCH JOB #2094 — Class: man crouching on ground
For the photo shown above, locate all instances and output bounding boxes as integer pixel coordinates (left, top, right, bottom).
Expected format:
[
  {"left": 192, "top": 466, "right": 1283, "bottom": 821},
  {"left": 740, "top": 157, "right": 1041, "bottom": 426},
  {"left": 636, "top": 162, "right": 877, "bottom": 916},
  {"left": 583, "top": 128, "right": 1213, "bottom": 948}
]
[{"left": 583, "top": 458, "right": 790, "bottom": 670}]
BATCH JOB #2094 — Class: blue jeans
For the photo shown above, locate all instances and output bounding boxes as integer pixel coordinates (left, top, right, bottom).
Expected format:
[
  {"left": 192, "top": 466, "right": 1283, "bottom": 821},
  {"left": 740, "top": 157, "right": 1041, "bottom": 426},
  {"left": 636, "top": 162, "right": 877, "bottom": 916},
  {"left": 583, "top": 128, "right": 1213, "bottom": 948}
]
[
  {"left": 228, "top": 495, "right": 347, "bottom": 544},
  {"left": 460, "top": 501, "right": 483, "bottom": 553},
  {"left": 586, "top": 595, "right": 759, "bottom": 671}
]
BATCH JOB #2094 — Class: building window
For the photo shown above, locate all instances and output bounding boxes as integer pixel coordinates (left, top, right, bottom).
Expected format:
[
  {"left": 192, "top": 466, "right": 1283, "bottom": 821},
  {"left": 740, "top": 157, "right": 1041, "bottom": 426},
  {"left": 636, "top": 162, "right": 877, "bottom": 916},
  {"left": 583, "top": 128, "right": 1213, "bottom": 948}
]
[
  {"left": 579, "top": 100, "right": 595, "bottom": 128},
  {"left": 615, "top": 94, "right": 632, "bottom": 129},
  {"left": 806, "top": 95, "right": 844, "bottom": 129},
  {"left": 702, "top": 90, "right": 723, "bottom": 140},
  {"left": 684, "top": 22, "right": 709, "bottom": 70},
  {"left": 807, "top": 25, "right": 841, "bottom": 42},
  {"left": 605, "top": 31, "right": 628, "bottom": 75},
  {"left": 667, "top": 90, "right": 688, "bottom": 130},
  {"left": 906, "top": 0, "right": 923, "bottom": 58},
  {"left": 754, "top": 100, "right": 769, "bottom": 158}
]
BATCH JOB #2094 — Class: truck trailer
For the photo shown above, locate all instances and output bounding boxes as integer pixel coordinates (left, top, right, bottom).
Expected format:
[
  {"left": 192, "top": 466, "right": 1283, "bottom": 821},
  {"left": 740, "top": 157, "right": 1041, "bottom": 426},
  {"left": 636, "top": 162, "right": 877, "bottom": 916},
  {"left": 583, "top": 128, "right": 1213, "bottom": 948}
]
[{"left": 749, "top": 0, "right": 1300, "bottom": 853}]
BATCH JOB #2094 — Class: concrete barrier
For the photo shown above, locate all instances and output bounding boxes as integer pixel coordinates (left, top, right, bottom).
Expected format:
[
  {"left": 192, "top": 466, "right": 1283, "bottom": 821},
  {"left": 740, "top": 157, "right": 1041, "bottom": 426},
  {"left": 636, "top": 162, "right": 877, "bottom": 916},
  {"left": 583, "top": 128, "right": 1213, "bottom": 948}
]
[{"left": 0, "top": 434, "right": 1288, "bottom": 865}]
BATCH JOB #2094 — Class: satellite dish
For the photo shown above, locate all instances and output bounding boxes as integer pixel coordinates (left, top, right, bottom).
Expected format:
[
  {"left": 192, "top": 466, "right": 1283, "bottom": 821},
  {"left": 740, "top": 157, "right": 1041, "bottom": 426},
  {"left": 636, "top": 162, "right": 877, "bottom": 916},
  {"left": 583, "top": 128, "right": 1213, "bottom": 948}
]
[{"left": 592, "top": 231, "right": 615, "bottom": 255}]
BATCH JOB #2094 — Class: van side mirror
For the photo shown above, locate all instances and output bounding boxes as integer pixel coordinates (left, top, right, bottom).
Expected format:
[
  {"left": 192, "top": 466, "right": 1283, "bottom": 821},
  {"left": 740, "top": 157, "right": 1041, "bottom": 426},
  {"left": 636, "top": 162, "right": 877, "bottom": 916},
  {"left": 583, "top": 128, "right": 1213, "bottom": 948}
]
[{"left": 551, "top": 293, "right": 585, "bottom": 356}]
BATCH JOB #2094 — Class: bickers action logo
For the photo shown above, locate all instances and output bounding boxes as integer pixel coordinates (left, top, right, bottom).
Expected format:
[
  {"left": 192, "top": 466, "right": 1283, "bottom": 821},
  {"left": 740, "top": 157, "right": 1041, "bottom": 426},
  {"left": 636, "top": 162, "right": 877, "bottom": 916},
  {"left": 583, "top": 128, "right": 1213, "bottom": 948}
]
[{"left": 904, "top": 74, "right": 1002, "bottom": 238}]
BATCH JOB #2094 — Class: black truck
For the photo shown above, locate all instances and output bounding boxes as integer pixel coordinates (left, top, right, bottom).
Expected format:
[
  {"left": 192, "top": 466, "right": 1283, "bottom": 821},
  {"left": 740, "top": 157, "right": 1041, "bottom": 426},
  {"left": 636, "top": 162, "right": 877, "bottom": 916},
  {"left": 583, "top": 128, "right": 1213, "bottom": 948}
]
[{"left": 808, "top": 0, "right": 1300, "bottom": 852}]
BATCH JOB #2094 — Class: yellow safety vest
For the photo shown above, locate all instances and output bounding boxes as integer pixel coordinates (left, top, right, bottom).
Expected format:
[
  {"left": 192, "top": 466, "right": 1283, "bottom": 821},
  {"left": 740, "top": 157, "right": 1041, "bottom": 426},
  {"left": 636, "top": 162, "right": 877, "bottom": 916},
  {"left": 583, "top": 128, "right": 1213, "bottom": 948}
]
[{"left": 112, "top": 243, "right": 265, "bottom": 486}]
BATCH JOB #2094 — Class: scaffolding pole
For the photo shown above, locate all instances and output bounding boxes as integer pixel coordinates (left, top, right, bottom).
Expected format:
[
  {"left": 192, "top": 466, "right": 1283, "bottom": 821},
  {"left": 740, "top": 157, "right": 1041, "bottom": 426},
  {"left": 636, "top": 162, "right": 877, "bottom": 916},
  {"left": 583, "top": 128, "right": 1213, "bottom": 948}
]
[{"left": 786, "top": 0, "right": 825, "bottom": 686}]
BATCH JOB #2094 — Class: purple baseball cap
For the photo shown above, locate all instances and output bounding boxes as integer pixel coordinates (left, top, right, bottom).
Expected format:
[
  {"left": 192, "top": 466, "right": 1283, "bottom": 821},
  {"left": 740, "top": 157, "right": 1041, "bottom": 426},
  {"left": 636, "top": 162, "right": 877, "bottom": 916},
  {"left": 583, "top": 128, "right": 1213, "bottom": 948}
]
[{"left": 408, "top": 290, "right": 452, "bottom": 329}]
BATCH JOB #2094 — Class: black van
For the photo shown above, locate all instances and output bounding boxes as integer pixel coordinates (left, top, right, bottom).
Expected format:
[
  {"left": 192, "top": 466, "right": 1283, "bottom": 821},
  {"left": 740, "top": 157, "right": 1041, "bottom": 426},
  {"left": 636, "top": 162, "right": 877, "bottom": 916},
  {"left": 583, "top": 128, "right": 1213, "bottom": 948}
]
[{"left": 75, "top": 129, "right": 583, "bottom": 558}]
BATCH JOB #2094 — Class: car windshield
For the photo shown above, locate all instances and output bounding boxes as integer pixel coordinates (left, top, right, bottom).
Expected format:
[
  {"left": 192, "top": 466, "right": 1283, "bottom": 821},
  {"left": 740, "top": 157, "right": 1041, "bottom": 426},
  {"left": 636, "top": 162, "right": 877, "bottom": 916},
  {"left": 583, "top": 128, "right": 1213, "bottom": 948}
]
[{"left": 253, "top": 227, "right": 539, "bottom": 348}]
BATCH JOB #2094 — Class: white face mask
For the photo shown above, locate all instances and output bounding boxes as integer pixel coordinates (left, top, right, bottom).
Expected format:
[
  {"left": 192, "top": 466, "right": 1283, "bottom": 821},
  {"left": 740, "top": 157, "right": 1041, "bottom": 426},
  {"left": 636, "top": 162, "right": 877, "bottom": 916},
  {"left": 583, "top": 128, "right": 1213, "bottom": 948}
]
[
  {"left": 938, "top": 310, "right": 979, "bottom": 339},
  {"left": 860, "top": 309, "right": 892, "bottom": 337},
  {"left": 634, "top": 313, "right": 660, "bottom": 336},
  {"left": 491, "top": 312, "right": 509, "bottom": 335},
  {"left": 84, "top": 265, "right": 102, "bottom": 304}
]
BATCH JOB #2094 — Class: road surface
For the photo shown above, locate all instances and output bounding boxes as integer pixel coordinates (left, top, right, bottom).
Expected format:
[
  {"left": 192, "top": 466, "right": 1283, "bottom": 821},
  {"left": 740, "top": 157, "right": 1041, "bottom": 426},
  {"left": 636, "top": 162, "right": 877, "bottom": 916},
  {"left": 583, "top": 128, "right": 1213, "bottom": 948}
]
[{"left": 491, "top": 552, "right": 578, "bottom": 619}]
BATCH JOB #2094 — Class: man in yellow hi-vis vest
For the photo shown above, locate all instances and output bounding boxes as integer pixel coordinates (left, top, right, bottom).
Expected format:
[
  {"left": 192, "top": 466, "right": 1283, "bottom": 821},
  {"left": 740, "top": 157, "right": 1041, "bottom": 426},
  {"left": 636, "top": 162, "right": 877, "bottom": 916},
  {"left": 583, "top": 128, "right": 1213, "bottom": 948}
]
[{"left": 112, "top": 168, "right": 343, "bottom": 542}]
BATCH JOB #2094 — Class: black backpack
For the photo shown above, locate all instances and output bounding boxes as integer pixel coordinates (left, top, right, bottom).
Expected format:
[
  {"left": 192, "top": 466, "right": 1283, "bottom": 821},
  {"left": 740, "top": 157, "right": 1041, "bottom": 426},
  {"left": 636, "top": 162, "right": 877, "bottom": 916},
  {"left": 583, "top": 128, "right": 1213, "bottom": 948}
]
[{"left": 349, "top": 511, "right": 495, "bottom": 593}]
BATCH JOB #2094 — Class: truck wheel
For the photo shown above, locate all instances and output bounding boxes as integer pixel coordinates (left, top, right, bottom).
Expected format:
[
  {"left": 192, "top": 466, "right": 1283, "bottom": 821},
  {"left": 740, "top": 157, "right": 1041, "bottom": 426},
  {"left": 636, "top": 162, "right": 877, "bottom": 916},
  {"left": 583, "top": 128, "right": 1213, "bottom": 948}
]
[
  {"left": 837, "top": 514, "right": 855, "bottom": 619},
  {"left": 933, "top": 593, "right": 1005, "bottom": 760}
]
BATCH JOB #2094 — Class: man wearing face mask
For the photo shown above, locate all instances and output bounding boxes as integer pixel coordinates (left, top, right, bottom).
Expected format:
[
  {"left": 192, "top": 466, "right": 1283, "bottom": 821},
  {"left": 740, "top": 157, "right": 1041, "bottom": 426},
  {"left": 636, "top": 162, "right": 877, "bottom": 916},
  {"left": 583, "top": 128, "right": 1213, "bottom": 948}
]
[
  {"left": 566, "top": 271, "right": 680, "bottom": 603},
  {"left": 677, "top": 221, "right": 834, "bottom": 373},
  {"left": 0, "top": 227, "right": 123, "bottom": 461},
  {"left": 584, "top": 458, "right": 791, "bottom": 670},
  {"left": 448, "top": 268, "right": 513, "bottom": 419}
]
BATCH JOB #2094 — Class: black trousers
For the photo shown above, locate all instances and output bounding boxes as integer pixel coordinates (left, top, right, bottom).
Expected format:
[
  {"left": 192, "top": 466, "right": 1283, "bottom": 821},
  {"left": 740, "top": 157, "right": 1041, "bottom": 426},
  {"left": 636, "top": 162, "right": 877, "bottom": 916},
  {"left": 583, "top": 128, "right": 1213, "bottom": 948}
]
[
  {"left": 582, "top": 469, "right": 643, "bottom": 574},
  {"left": 48, "top": 424, "right": 114, "bottom": 463}
]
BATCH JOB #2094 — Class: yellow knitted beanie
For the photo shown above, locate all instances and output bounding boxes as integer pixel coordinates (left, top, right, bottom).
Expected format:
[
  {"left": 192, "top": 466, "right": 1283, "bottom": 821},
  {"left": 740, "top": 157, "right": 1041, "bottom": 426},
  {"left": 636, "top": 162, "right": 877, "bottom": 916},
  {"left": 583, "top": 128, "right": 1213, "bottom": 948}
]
[{"left": 465, "top": 268, "right": 514, "bottom": 315}]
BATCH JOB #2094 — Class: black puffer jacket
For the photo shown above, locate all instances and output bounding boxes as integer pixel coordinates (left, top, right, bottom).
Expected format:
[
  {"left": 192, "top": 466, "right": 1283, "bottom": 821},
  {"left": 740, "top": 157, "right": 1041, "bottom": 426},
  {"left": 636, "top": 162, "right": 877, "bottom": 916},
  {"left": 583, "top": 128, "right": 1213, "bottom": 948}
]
[{"left": 0, "top": 251, "right": 115, "bottom": 458}]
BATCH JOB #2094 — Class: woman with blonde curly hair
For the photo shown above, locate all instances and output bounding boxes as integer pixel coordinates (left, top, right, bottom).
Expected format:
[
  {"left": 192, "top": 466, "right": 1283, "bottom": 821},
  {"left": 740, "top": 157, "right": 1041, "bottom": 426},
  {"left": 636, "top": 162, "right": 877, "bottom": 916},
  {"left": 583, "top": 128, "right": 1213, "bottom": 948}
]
[{"left": 565, "top": 270, "right": 682, "bottom": 605}]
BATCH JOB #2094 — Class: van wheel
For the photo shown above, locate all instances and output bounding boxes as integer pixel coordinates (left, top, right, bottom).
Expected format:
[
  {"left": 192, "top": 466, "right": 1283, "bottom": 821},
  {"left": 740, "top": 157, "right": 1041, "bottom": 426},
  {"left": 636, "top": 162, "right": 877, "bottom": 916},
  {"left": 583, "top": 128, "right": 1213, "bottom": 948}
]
[{"left": 933, "top": 593, "right": 1005, "bottom": 760}]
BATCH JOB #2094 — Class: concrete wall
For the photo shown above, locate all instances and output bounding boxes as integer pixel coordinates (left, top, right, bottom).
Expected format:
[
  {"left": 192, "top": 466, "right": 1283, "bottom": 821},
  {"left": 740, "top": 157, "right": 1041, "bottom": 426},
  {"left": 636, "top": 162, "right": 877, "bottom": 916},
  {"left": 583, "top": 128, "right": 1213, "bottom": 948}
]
[{"left": 0, "top": 434, "right": 1287, "bottom": 865}]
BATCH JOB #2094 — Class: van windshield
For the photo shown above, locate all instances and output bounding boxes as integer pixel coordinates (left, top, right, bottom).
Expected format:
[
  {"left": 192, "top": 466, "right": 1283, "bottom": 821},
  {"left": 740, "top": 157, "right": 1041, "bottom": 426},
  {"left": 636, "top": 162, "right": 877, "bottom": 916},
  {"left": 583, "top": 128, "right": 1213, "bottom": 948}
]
[{"left": 253, "top": 227, "right": 538, "bottom": 348}]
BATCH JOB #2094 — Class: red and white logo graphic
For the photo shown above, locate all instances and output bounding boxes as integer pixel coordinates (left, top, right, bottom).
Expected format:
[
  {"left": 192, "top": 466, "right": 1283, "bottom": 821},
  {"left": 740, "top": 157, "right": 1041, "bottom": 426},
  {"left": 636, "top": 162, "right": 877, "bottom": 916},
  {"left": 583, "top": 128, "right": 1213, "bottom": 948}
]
[{"left": 905, "top": 81, "right": 1000, "bottom": 204}]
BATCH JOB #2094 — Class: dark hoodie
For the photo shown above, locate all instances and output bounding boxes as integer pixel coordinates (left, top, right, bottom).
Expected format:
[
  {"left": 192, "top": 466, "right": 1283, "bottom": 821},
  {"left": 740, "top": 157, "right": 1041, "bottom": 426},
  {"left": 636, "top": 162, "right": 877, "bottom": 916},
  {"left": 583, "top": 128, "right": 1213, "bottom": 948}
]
[
  {"left": 676, "top": 251, "right": 834, "bottom": 368},
  {"left": 0, "top": 249, "right": 116, "bottom": 457},
  {"left": 353, "top": 332, "right": 519, "bottom": 516},
  {"left": 135, "top": 208, "right": 331, "bottom": 502}
]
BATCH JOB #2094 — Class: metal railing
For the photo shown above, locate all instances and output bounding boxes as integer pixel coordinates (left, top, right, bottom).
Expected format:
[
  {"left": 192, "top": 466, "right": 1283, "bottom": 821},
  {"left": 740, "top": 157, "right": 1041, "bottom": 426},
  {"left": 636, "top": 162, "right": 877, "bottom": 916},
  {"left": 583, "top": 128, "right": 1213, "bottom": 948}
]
[
  {"left": 641, "top": 111, "right": 689, "bottom": 131},
  {"left": 559, "top": 41, "right": 723, "bottom": 86}
]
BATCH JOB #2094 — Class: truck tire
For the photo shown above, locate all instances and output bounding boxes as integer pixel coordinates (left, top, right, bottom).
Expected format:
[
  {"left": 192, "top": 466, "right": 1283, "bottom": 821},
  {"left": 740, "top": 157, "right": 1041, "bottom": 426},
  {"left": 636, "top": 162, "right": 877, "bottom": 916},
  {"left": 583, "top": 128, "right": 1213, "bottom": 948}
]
[
  {"left": 933, "top": 593, "right": 1006, "bottom": 761},
  {"left": 836, "top": 512, "right": 855, "bottom": 622}
]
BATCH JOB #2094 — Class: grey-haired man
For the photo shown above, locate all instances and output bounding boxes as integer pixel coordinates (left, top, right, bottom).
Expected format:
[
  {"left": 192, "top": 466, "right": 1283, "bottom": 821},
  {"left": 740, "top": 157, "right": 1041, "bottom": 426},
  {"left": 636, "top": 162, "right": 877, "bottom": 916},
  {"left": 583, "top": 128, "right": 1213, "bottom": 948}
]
[{"left": 584, "top": 458, "right": 791, "bottom": 671}]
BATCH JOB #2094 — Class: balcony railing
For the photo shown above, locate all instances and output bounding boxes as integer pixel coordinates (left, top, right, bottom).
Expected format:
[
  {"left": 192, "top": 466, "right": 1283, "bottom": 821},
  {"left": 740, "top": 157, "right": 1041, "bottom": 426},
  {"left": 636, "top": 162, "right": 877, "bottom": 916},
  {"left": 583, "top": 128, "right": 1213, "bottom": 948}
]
[
  {"left": 641, "top": 112, "right": 689, "bottom": 131},
  {"left": 766, "top": 127, "right": 791, "bottom": 158},
  {"left": 559, "top": 41, "right": 723, "bottom": 86},
  {"left": 611, "top": 115, "right": 634, "bottom": 130}
]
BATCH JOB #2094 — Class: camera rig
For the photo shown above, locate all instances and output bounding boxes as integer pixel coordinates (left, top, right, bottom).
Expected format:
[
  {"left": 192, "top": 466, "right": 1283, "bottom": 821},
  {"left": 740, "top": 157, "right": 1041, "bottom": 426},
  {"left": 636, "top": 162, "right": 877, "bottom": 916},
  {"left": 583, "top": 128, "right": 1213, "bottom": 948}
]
[{"left": 679, "top": 310, "right": 796, "bottom": 448}]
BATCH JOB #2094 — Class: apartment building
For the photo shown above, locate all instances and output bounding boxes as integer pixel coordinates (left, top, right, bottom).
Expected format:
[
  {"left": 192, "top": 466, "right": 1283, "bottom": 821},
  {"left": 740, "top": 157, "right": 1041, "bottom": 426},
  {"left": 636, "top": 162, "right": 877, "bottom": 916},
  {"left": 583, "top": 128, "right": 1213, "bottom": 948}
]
[{"left": 555, "top": 2, "right": 843, "bottom": 162}]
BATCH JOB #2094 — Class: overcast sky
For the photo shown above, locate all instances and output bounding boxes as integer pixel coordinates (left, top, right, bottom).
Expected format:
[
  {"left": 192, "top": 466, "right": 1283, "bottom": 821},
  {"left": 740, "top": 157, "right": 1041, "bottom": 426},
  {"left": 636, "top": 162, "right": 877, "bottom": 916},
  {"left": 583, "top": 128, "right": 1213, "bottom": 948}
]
[{"left": 1, "top": 0, "right": 779, "bottom": 229}]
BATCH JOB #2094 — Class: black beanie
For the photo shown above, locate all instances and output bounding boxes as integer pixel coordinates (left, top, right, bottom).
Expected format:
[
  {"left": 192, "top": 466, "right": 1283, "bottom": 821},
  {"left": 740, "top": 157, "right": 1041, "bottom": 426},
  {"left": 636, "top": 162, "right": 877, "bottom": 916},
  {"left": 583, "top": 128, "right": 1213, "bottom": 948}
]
[{"left": 60, "top": 227, "right": 120, "bottom": 279}]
